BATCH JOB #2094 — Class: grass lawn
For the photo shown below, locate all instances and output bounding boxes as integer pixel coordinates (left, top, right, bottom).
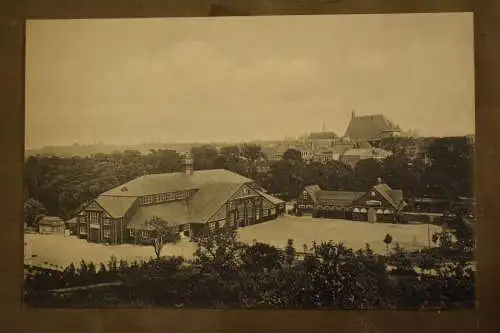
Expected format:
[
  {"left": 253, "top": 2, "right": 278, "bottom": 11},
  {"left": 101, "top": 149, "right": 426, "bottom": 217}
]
[
  {"left": 24, "top": 216, "right": 442, "bottom": 268},
  {"left": 238, "top": 215, "right": 442, "bottom": 254}
]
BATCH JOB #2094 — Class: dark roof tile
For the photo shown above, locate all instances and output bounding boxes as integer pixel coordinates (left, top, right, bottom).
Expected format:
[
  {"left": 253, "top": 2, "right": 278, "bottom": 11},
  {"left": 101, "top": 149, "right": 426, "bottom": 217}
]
[{"left": 345, "top": 114, "right": 401, "bottom": 141}]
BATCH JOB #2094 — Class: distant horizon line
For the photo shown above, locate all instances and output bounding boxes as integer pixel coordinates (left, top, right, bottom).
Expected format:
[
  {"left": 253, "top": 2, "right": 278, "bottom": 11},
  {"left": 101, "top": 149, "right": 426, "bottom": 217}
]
[{"left": 25, "top": 133, "right": 475, "bottom": 152}]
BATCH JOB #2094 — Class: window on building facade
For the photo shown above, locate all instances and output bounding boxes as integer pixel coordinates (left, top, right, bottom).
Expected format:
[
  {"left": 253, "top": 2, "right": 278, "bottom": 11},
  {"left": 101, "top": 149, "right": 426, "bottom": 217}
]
[
  {"left": 167, "top": 192, "right": 174, "bottom": 200},
  {"left": 80, "top": 224, "right": 88, "bottom": 235},
  {"left": 129, "top": 229, "right": 134, "bottom": 237},
  {"left": 104, "top": 229, "right": 111, "bottom": 238},
  {"left": 89, "top": 212, "right": 99, "bottom": 227},
  {"left": 103, "top": 218, "right": 111, "bottom": 226},
  {"left": 142, "top": 195, "right": 153, "bottom": 205}
]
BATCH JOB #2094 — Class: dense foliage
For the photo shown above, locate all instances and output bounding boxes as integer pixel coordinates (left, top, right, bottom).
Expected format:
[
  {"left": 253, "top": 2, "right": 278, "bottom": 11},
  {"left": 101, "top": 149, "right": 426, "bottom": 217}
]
[
  {"left": 23, "top": 137, "right": 474, "bottom": 223},
  {"left": 24, "top": 221, "right": 475, "bottom": 309}
]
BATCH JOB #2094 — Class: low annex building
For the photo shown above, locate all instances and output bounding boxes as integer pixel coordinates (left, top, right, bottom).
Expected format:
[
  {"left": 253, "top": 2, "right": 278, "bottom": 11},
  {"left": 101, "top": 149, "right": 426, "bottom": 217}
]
[
  {"left": 38, "top": 216, "right": 66, "bottom": 235},
  {"left": 296, "top": 180, "right": 407, "bottom": 223},
  {"left": 76, "top": 153, "right": 285, "bottom": 244}
]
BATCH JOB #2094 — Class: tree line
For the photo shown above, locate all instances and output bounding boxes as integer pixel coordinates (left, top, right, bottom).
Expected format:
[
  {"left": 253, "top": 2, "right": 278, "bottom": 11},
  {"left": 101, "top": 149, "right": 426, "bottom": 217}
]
[
  {"left": 24, "top": 214, "right": 474, "bottom": 309},
  {"left": 23, "top": 137, "right": 474, "bottom": 225}
]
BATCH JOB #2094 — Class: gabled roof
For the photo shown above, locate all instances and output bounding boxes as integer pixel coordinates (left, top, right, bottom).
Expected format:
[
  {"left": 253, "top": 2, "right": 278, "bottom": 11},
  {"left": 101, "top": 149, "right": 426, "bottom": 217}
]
[
  {"left": 188, "top": 182, "right": 243, "bottom": 222},
  {"left": 88, "top": 168, "right": 285, "bottom": 229},
  {"left": 127, "top": 183, "right": 242, "bottom": 229},
  {"left": 374, "top": 184, "right": 407, "bottom": 209},
  {"left": 102, "top": 169, "right": 254, "bottom": 197},
  {"left": 39, "top": 216, "right": 64, "bottom": 225},
  {"left": 303, "top": 185, "right": 322, "bottom": 202},
  {"left": 95, "top": 196, "right": 138, "bottom": 218},
  {"left": 308, "top": 131, "right": 338, "bottom": 140},
  {"left": 344, "top": 114, "right": 401, "bottom": 141},
  {"left": 127, "top": 201, "right": 191, "bottom": 229},
  {"left": 316, "top": 191, "right": 365, "bottom": 205},
  {"left": 257, "top": 190, "right": 285, "bottom": 205}
]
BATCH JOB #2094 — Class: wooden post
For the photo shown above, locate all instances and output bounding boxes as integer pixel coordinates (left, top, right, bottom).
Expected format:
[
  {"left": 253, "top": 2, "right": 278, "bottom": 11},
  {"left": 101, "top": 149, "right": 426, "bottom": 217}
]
[{"left": 427, "top": 222, "right": 431, "bottom": 248}]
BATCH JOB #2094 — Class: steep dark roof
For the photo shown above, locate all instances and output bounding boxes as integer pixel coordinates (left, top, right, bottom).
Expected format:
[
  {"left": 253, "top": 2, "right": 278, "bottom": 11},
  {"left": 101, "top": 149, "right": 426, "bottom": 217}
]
[
  {"left": 257, "top": 190, "right": 285, "bottom": 205},
  {"left": 308, "top": 131, "right": 338, "bottom": 140},
  {"left": 95, "top": 196, "right": 138, "bottom": 218},
  {"left": 316, "top": 191, "right": 365, "bottom": 206},
  {"left": 344, "top": 114, "right": 401, "bottom": 141},
  {"left": 374, "top": 184, "right": 407, "bottom": 209}
]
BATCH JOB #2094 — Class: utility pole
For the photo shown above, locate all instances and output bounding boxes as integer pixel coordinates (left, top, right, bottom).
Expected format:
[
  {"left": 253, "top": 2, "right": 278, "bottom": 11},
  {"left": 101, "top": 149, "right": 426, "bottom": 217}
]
[{"left": 427, "top": 222, "right": 431, "bottom": 248}]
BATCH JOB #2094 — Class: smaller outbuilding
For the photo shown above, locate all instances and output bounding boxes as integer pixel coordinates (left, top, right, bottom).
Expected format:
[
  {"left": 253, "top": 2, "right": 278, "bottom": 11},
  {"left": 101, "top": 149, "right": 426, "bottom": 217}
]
[{"left": 38, "top": 216, "right": 66, "bottom": 235}]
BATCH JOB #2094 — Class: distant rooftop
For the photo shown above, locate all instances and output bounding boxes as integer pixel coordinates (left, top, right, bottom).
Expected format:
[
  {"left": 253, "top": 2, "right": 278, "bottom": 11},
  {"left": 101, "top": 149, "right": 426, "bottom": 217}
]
[
  {"left": 344, "top": 112, "right": 402, "bottom": 141},
  {"left": 308, "top": 131, "right": 338, "bottom": 140}
]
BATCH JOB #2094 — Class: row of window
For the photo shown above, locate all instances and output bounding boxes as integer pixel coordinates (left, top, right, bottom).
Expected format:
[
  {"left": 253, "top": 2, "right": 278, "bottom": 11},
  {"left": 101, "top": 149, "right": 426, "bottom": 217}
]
[
  {"left": 79, "top": 226, "right": 112, "bottom": 238},
  {"left": 140, "top": 190, "right": 196, "bottom": 206}
]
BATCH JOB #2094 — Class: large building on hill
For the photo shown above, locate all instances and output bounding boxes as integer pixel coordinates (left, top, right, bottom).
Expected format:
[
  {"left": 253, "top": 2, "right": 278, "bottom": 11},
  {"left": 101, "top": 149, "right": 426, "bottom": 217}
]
[
  {"left": 344, "top": 111, "right": 404, "bottom": 141},
  {"left": 76, "top": 153, "right": 285, "bottom": 244},
  {"left": 296, "top": 179, "right": 407, "bottom": 223}
]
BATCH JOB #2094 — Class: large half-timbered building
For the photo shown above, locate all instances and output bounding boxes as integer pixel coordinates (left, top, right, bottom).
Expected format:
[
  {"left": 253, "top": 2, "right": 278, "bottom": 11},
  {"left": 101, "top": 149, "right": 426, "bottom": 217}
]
[
  {"left": 76, "top": 153, "right": 285, "bottom": 244},
  {"left": 296, "top": 179, "right": 407, "bottom": 223}
]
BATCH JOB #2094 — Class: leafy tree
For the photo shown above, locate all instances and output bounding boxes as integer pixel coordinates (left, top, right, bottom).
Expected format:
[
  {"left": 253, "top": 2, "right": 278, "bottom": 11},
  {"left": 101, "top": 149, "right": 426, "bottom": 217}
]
[
  {"left": 282, "top": 148, "right": 302, "bottom": 162},
  {"left": 143, "top": 216, "right": 180, "bottom": 260},
  {"left": 191, "top": 145, "right": 219, "bottom": 170},
  {"left": 424, "top": 137, "right": 473, "bottom": 198},
  {"left": 417, "top": 251, "right": 437, "bottom": 275},
  {"left": 108, "top": 255, "right": 118, "bottom": 272},
  {"left": 241, "top": 242, "right": 284, "bottom": 272},
  {"left": 381, "top": 153, "right": 424, "bottom": 198},
  {"left": 391, "top": 243, "right": 416, "bottom": 276},
  {"left": 284, "top": 239, "right": 296, "bottom": 266},
  {"left": 23, "top": 198, "right": 47, "bottom": 228},
  {"left": 353, "top": 158, "right": 382, "bottom": 191},
  {"left": 383, "top": 234, "right": 393, "bottom": 256},
  {"left": 219, "top": 145, "right": 241, "bottom": 160},
  {"left": 241, "top": 143, "right": 264, "bottom": 178},
  {"left": 145, "top": 149, "right": 182, "bottom": 174},
  {"left": 194, "top": 224, "right": 245, "bottom": 274}
]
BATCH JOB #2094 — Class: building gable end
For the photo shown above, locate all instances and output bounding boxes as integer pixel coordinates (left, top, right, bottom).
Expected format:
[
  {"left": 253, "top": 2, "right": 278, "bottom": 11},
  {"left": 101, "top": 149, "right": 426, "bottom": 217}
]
[
  {"left": 230, "top": 184, "right": 259, "bottom": 201},
  {"left": 353, "top": 189, "right": 393, "bottom": 208}
]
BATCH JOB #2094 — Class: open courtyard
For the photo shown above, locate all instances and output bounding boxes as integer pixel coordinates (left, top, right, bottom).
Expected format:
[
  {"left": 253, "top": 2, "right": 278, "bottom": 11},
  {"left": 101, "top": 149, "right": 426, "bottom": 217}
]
[{"left": 24, "top": 215, "right": 442, "bottom": 269}]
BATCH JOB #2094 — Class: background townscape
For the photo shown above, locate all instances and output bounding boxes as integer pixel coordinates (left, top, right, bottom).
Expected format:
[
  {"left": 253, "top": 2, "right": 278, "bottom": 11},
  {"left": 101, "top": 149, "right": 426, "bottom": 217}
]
[
  {"left": 24, "top": 15, "right": 475, "bottom": 309},
  {"left": 24, "top": 113, "right": 475, "bottom": 309}
]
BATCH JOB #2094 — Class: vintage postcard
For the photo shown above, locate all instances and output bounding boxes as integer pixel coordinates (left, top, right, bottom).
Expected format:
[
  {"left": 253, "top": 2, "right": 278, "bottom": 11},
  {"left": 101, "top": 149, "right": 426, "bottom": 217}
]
[{"left": 24, "top": 13, "right": 475, "bottom": 309}]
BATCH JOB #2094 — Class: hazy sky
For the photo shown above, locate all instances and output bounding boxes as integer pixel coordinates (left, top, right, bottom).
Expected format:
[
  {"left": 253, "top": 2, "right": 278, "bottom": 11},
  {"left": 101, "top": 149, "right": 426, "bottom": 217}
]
[{"left": 25, "top": 13, "right": 475, "bottom": 149}]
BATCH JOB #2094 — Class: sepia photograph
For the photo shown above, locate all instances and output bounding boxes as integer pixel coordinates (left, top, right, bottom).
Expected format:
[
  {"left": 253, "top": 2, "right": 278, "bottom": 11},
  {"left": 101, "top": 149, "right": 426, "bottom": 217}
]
[{"left": 23, "top": 13, "right": 475, "bottom": 309}]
